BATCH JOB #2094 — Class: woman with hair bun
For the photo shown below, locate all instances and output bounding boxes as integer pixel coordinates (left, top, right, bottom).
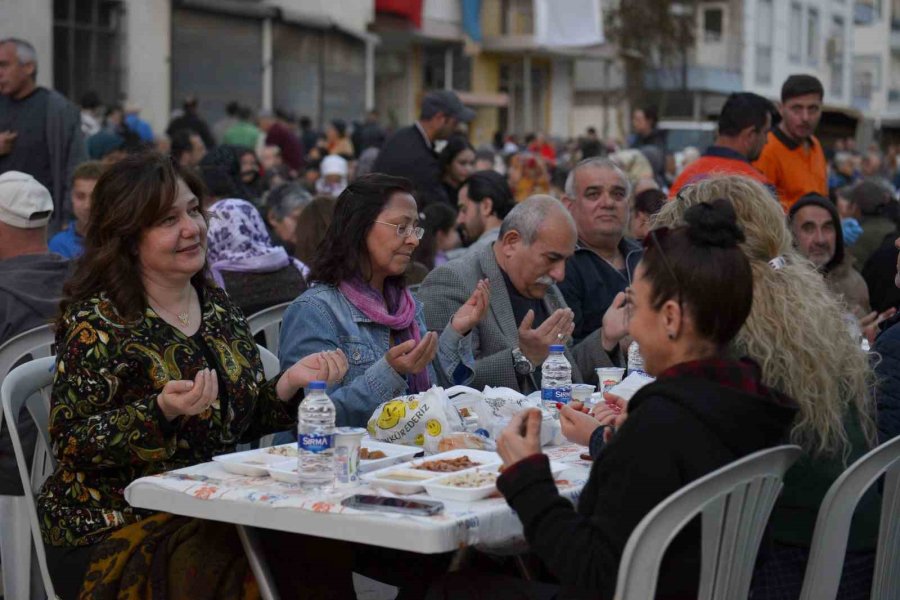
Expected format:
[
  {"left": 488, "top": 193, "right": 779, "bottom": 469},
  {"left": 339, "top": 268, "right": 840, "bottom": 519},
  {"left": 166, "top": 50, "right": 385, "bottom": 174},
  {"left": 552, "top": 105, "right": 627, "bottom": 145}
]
[
  {"left": 475, "top": 199, "right": 798, "bottom": 599},
  {"left": 653, "top": 175, "right": 879, "bottom": 600}
]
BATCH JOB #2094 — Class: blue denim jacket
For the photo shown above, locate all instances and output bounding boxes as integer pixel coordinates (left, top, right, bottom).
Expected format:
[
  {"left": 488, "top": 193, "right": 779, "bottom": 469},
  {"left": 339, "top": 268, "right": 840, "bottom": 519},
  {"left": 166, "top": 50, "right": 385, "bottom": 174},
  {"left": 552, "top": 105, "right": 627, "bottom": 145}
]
[{"left": 278, "top": 284, "right": 475, "bottom": 426}]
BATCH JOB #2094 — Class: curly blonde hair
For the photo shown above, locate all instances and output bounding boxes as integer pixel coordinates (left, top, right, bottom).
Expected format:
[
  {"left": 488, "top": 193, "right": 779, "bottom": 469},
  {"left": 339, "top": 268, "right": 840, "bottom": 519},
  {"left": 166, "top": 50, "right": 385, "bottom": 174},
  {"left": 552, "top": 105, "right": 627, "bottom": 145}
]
[{"left": 657, "top": 175, "right": 875, "bottom": 458}]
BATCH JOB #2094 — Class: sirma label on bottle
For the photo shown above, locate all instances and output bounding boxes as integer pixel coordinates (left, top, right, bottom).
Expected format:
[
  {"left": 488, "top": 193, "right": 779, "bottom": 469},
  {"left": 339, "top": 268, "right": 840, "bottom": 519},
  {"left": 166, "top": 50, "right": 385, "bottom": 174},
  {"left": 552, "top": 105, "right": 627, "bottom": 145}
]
[
  {"left": 541, "top": 386, "right": 571, "bottom": 403},
  {"left": 298, "top": 433, "right": 334, "bottom": 454}
]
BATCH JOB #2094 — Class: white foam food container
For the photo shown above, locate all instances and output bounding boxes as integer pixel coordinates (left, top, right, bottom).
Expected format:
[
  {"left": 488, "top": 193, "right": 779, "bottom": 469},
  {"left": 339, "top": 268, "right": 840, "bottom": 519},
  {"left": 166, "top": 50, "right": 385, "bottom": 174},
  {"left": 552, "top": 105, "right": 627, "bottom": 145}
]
[
  {"left": 423, "top": 460, "right": 569, "bottom": 502},
  {"left": 265, "top": 459, "right": 300, "bottom": 484},
  {"left": 362, "top": 467, "right": 444, "bottom": 494},
  {"left": 212, "top": 447, "right": 291, "bottom": 477},
  {"left": 362, "top": 449, "right": 501, "bottom": 494},
  {"left": 357, "top": 439, "right": 423, "bottom": 473}
]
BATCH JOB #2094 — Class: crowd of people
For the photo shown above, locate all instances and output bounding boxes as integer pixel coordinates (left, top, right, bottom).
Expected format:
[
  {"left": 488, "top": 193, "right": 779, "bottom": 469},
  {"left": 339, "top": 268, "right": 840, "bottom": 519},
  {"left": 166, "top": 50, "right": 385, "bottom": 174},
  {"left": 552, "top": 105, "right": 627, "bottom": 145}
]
[{"left": 1, "top": 33, "right": 899, "bottom": 600}]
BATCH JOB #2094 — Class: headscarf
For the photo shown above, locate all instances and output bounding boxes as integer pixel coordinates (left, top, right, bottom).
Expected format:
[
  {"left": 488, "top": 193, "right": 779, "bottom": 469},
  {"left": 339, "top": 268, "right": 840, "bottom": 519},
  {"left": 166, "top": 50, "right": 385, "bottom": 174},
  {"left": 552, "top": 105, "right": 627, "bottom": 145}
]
[
  {"left": 316, "top": 155, "right": 349, "bottom": 197},
  {"left": 206, "top": 198, "right": 308, "bottom": 288}
]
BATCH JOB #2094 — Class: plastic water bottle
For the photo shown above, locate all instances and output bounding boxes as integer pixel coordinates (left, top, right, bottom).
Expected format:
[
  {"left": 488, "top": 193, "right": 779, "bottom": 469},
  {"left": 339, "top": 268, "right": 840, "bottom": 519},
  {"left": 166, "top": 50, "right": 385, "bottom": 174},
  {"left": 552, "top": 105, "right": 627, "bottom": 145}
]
[
  {"left": 627, "top": 341, "right": 646, "bottom": 376},
  {"left": 297, "top": 381, "right": 336, "bottom": 492},
  {"left": 541, "top": 344, "right": 572, "bottom": 409}
]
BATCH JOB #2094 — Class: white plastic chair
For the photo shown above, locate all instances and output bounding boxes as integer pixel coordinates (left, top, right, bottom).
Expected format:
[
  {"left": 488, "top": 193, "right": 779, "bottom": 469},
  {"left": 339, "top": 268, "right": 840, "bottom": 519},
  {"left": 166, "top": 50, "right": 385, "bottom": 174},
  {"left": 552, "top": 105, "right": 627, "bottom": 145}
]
[
  {"left": 256, "top": 344, "right": 280, "bottom": 382},
  {"left": 0, "top": 325, "right": 55, "bottom": 600},
  {"left": 614, "top": 445, "right": 803, "bottom": 600},
  {"left": 799, "top": 434, "right": 900, "bottom": 600},
  {"left": 246, "top": 302, "right": 291, "bottom": 357},
  {"left": 1, "top": 356, "right": 58, "bottom": 600}
]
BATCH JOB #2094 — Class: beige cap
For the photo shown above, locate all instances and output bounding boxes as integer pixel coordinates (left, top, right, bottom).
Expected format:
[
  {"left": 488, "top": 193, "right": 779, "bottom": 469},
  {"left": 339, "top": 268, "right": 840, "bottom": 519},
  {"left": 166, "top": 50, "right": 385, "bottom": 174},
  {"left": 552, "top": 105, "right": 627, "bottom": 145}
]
[{"left": 0, "top": 171, "right": 54, "bottom": 229}]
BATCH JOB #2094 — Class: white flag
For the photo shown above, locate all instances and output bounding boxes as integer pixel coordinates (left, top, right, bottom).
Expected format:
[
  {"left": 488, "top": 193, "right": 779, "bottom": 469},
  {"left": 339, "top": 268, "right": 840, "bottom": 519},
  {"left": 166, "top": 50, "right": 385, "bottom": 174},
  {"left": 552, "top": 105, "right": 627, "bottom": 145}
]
[{"left": 534, "top": 0, "right": 604, "bottom": 47}]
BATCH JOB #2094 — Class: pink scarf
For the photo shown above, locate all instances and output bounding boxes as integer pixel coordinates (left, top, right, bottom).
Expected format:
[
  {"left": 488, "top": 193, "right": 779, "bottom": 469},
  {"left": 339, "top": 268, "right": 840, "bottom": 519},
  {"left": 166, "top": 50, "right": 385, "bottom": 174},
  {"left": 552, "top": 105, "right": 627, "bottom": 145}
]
[{"left": 338, "top": 279, "right": 431, "bottom": 392}]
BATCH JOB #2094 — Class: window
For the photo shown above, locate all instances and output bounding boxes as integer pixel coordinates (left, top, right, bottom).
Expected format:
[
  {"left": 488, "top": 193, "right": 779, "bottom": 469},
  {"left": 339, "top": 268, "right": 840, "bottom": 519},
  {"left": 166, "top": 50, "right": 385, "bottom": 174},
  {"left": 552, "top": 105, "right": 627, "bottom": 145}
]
[
  {"left": 830, "top": 16, "right": 845, "bottom": 96},
  {"left": 808, "top": 8, "right": 820, "bottom": 65},
  {"left": 853, "top": 56, "right": 881, "bottom": 107},
  {"left": 756, "top": 0, "right": 774, "bottom": 85},
  {"left": 789, "top": 3, "right": 803, "bottom": 63},
  {"left": 422, "top": 46, "right": 472, "bottom": 93},
  {"left": 501, "top": 0, "right": 534, "bottom": 35},
  {"left": 703, "top": 7, "right": 724, "bottom": 43},
  {"left": 53, "top": 0, "right": 124, "bottom": 104}
]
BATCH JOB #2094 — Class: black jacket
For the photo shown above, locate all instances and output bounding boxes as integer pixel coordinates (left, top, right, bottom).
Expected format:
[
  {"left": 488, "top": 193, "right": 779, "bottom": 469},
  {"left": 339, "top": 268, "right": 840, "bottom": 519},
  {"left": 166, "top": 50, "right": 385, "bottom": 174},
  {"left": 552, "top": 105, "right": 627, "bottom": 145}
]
[
  {"left": 373, "top": 125, "right": 449, "bottom": 208},
  {"left": 497, "top": 371, "right": 797, "bottom": 599},
  {"left": 875, "top": 313, "right": 900, "bottom": 442},
  {"left": 558, "top": 238, "right": 642, "bottom": 343}
]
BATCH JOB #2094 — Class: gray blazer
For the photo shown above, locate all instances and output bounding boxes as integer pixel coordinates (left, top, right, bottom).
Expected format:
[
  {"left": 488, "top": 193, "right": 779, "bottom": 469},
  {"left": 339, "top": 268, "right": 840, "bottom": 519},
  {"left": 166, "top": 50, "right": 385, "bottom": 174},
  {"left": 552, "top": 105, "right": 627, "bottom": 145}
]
[{"left": 418, "top": 244, "right": 620, "bottom": 394}]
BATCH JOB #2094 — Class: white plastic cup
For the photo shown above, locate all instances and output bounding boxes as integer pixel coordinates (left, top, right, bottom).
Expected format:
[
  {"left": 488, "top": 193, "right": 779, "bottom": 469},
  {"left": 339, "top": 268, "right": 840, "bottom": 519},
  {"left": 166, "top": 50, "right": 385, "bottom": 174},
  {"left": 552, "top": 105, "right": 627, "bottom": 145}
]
[
  {"left": 571, "top": 383, "right": 596, "bottom": 403},
  {"left": 333, "top": 427, "right": 366, "bottom": 486},
  {"left": 595, "top": 367, "right": 626, "bottom": 397}
]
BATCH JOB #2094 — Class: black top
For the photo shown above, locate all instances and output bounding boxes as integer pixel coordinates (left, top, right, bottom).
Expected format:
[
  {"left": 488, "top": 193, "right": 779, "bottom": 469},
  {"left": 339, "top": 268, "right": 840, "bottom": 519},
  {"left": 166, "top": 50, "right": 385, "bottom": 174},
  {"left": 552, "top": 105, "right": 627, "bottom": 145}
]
[
  {"left": 372, "top": 125, "right": 449, "bottom": 208},
  {"left": 558, "top": 238, "right": 641, "bottom": 343},
  {"left": 0, "top": 88, "right": 52, "bottom": 191},
  {"left": 497, "top": 368, "right": 797, "bottom": 599},
  {"left": 220, "top": 265, "right": 307, "bottom": 318},
  {"left": 500, "top": 266, "right": 548, "bottom": 329}
]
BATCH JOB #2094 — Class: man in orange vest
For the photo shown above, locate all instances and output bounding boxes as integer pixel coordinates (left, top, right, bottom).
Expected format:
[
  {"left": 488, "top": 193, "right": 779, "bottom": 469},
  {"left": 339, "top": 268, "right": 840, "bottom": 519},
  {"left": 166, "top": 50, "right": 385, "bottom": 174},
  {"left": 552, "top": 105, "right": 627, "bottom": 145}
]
[{"left": 753, "top": 75, "right": 828, "bottom": 212}]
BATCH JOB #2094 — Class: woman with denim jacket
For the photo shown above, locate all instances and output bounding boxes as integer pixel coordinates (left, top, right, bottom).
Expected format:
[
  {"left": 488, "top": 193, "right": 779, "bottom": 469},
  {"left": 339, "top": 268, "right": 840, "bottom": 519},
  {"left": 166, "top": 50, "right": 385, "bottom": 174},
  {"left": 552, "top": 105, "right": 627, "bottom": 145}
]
[{"left": 279, "top": 173, "right": 490, "bottom": 427}]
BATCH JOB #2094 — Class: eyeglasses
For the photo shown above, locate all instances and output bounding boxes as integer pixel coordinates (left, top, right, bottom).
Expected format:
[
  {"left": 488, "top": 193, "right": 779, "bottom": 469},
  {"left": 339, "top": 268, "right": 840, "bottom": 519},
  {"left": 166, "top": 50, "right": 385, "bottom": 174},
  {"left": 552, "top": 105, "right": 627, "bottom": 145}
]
[{"left": 374, "top": 220, "right": 425, "bottom": 240}]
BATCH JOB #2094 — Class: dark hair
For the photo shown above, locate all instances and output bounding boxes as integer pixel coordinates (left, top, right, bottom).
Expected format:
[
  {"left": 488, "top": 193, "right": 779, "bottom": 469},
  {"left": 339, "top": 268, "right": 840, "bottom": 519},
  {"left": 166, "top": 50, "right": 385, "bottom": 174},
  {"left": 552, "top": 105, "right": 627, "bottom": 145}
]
[
  {"left": 643, "top": 198, "right": 752, "bottom": 346},
  {"left": 170, "top": 129, "right": 197, "bottom": 162},
  {"left": 461, "top": 170, "right": 515, "bottom": 219},
  {"left": 81, "top": 91, "right": 101, "bottom": 110},
  {"left": 636, "top": 105, "right": 658, "bottom": 126},
  {"left": 307, "top": 173, "right": 415, "bottom": 286},
  {"left": 71, "top": 160, "right": 106, "bottom": 183},
  {"left": 330, "top": 119, "right": 347, "bottom": 137},
  {"left": 718, "top": 92, "right": 777, "bottom": 137},
  {"left": 438, "top": 135, "right": 474, "bottom": 174},
  {"left": 199, "top": 164, "right": 238, "bottom": 200},
  {"left": 60, "top": 152, "right": 210, "bottom": 323},
  {"left": 634, "top": 188, "right": 667, "bottom": 215},
  {"left": 414, "top": 203, "right": 459, "bottom": 270},
  {"left": 225, "top": 101, "right": 240, "bottom": 117},
  {"left": 586, "top": 126, "right": 597, "bottom": 135},
  {"left": 782, "top": 74, "right": 824, "bottom": 103},
  {"left": 299, "top": 116, "right": 312, "bottom": 129},
  {"left": 293, "top": 195, "right": 336, "bottom": 265}
]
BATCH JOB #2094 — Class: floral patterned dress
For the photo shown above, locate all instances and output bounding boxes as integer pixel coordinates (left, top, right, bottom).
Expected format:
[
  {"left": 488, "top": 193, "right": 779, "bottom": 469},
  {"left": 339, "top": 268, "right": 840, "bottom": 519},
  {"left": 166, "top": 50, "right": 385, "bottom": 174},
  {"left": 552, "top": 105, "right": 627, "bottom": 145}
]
[{"left": 38, "top": 285, "right": 300, "bottom": 547}]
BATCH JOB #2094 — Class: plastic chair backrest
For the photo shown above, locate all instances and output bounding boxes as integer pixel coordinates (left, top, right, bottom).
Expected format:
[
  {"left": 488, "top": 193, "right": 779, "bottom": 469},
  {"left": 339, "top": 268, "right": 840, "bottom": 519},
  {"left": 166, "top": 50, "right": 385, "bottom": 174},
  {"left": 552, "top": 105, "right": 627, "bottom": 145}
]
[
  {"left": 247, "top": 302, "right": 291, "bottom": 356},
  {"left": 799, "top": 434, "right": 900, "bottom": 600},
  {"left": 257, "top": 345, "right": 280, "bottom": 381},
  {"left": 614, "top": 444, "right": 803, "bottom": 600},
  {"left": 0, "top": 324, "right": 55, "bottom": 380},
  {"left": 1, "top": 356, "right": 58, "bottom": 599}
]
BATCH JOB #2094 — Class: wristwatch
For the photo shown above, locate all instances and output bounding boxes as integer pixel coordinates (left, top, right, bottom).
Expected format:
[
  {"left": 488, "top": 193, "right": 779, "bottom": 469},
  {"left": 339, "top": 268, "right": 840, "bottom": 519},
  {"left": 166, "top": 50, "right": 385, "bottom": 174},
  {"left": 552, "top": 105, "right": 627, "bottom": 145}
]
[{"left": 511, "top": 347, "right": 534, "bottom": 375}]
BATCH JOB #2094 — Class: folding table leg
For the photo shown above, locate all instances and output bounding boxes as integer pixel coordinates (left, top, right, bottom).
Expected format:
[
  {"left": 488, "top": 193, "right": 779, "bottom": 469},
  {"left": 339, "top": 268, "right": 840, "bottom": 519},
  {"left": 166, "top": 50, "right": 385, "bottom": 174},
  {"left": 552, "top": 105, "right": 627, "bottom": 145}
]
[{"left": 236, "top": 525, "right": 281, "bottom": 600}]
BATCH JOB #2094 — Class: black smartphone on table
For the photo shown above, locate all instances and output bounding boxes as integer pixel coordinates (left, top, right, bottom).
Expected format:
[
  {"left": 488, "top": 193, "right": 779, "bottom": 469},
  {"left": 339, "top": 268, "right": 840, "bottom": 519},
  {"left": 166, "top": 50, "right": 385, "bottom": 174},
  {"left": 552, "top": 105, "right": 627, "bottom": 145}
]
[{"left": 341, "top": 494, "right": 444, "bottom": 516}]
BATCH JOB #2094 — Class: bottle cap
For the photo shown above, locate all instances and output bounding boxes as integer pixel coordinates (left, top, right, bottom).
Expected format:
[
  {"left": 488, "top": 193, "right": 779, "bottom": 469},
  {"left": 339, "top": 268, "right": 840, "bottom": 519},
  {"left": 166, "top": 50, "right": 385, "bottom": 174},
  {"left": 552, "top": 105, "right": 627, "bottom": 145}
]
[
  {"left": 549, "top": 344, "right": 565, "bottom": 353},
  {"left": 308, "top": 381, "right": 327, "bottom": 391}
]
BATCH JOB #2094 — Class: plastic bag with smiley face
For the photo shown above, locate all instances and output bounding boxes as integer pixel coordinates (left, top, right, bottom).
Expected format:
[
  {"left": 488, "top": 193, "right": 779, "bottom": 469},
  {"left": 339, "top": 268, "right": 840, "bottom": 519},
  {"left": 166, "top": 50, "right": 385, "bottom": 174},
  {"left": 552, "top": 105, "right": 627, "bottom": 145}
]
[{"left": 366, "top": 386, "right": 465, "bottom": 454}]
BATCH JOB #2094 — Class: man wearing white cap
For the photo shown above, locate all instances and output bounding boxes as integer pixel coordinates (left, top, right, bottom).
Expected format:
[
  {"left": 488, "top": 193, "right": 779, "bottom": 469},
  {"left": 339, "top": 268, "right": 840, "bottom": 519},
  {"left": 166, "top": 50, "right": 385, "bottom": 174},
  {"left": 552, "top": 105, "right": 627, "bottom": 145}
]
[
  {"left": 0, "top": 171, "right": 71, "bottom": 498},
  {"left": 0, "top": 171, "right": 71, "bottom": 345}
]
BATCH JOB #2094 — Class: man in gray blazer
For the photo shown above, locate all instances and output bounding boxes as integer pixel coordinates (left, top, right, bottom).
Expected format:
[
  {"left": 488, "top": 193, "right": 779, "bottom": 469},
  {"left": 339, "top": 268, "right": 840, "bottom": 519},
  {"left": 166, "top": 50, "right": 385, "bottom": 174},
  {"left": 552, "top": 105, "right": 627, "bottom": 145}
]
[{"left": 419, "top": 195, "right": 628, "bottom": 393}]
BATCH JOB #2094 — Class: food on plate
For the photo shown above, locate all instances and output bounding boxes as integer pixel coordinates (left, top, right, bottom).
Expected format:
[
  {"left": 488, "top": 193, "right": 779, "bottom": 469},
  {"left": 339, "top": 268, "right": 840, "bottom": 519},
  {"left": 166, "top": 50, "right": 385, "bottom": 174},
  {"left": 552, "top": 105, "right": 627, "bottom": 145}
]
[
  {"left": 457, "top": 407, "right": 471, "bottom": 418},
  {"left": 359, "top": 448, "right": 387, "bottom": 460},
  {"left": 440, "top": 470, "right": 498, "bottom": 488},
  {"left": 265, "top": 446, "right": 298, "bottom": 457},
  {"left": 377, "top": 471, "right": 434, "bottom": 482},
  {"left": 414, "top": 456, "right": 481, "bottom": 472},
  {"left": 437, "top": 432, "right": 487, "bottom": 452}
]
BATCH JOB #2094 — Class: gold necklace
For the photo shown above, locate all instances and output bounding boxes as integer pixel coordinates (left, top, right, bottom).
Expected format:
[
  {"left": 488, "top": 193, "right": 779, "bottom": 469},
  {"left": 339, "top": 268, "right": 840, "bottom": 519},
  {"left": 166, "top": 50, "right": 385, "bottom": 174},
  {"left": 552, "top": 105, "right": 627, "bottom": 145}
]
[{"left": 148, "top": 291, "right": 192, "bottom": 327}]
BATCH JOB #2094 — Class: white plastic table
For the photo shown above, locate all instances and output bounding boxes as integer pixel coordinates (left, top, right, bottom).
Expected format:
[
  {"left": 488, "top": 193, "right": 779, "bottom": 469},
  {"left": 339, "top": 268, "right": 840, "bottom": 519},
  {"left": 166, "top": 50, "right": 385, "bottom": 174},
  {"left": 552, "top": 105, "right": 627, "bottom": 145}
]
[{"left": 124, "top": 444, "right": 591, "bottom": 599}]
